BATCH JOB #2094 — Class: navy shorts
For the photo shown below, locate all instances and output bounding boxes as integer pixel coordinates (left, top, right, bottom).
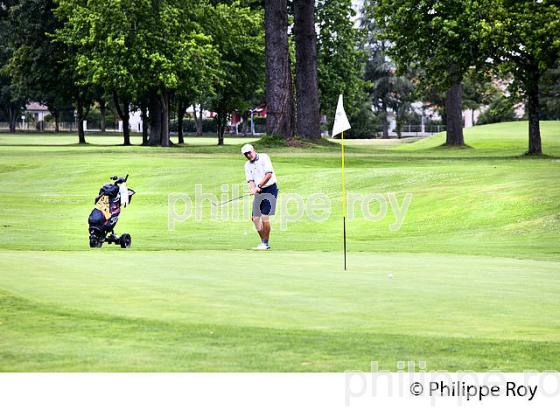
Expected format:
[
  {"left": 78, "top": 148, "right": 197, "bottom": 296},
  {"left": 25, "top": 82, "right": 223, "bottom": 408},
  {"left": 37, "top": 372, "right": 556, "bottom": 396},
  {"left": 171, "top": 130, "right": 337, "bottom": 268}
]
[{"left": 252, "top": 183, "right": 279, "bottom": 217}]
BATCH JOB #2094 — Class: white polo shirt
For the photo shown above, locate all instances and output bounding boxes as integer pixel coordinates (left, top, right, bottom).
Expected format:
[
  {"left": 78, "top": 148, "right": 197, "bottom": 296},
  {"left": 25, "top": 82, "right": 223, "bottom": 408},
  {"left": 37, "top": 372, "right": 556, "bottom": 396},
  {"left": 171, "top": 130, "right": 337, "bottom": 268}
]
[{"left": 245, "top": 153, "right": 277, "bottom": 188}]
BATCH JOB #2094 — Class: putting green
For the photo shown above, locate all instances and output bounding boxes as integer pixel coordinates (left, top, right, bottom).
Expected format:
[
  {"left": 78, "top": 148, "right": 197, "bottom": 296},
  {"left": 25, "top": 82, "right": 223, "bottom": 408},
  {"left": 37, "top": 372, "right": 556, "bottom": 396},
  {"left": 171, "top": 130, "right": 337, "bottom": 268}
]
[
  {"left": 1, "top": 250, "right": 558, "bottom": 371},
  {"left": 0, "top": 121, "right": 559, "bottom": 371}
]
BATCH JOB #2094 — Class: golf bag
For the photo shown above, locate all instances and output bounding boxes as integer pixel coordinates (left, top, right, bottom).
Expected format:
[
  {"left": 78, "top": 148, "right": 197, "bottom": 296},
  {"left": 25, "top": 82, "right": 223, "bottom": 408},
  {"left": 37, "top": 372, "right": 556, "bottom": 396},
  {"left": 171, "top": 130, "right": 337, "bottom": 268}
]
[{"left": 88, "top": 175, "right": 135, "bottom": 248}]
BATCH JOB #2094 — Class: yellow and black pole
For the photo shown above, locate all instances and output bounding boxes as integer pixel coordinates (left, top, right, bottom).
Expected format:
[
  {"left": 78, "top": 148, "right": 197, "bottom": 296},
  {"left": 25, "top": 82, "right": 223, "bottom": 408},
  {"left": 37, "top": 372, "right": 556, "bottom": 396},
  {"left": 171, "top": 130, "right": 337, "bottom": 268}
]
[{"left": 332, "top": 94, "right": 351, "bottom": 270}]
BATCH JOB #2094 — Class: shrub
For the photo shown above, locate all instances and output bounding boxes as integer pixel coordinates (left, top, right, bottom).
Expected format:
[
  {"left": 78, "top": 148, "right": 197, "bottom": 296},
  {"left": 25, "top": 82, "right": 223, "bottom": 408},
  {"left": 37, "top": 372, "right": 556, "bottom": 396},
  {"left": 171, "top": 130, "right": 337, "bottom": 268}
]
[
  {"left": 477, "top": 96, "right": 516, "bottom": 125},
  {"left": 344, "top": 104, "right": 381, "bottom": 139}
]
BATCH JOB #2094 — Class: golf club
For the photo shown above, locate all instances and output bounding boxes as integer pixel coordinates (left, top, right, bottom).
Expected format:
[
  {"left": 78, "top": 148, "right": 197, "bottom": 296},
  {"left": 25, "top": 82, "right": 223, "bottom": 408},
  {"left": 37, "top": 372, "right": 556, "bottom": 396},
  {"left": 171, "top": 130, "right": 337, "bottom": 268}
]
[{"left": 212, "top": 193, "right": 251, "bottom": 207}]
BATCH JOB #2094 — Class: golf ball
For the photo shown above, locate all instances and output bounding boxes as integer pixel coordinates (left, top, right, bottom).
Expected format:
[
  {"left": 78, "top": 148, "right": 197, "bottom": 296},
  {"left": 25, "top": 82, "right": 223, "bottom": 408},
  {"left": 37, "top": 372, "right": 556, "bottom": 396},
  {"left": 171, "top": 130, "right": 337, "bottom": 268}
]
[{"left": 388, "top": 273, "right": 393, "bottom": 279}]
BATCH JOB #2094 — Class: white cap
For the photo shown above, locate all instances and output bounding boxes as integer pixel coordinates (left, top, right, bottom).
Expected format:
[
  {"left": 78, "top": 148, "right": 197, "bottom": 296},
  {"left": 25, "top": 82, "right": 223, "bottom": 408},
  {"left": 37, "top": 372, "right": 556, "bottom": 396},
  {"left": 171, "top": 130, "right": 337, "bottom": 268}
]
[{"left": 241, "top": 144, "right": 254, "bottom": 154}]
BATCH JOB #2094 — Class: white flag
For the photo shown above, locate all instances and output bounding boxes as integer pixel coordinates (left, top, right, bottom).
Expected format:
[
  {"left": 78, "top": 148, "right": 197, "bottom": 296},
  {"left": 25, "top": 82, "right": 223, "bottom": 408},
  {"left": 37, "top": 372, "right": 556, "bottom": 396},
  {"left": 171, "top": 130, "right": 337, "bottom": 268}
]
[{"left": 332, "top": 94, "right": 351, "bottom": 137}]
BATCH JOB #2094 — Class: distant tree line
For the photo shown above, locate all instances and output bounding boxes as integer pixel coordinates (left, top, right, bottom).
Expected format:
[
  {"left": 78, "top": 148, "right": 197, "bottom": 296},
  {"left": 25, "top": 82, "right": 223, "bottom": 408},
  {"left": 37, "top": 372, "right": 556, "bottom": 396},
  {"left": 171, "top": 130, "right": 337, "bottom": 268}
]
[
  {"left": 0, "top": 0, "right": 364, "bottom": 145},
  {"left": 0, "top": 0, "right": 264, "bottom": 145},
  {"left": 0, "top": 0, "right": 558, "bottom": 154}
]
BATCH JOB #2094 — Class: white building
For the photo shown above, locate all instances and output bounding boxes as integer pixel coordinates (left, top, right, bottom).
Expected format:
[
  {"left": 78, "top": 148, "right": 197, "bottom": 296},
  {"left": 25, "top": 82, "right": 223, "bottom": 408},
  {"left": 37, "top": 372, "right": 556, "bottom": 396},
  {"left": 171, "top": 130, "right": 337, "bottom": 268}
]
[{"left": 25, "top": 102, "right": 49, "bottom": 122}]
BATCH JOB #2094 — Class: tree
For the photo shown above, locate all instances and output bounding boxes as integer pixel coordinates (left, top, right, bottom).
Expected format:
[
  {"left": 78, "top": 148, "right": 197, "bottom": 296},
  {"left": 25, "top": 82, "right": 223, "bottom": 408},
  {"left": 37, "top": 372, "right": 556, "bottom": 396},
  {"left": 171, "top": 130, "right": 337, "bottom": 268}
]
[
  {"left": 74, "top": 87, "right": 94, "bottom": 144},
  {"left": 477, "top": 94, "right": 516, "bottom": 125},
  {"left": 375, "top": 0, "right": 495, "bottom": 146},
  {"left": 55, "top": 0, "right": 140, "bottom": 144},
  {"left": 206, "top": 3, "right": 264, "bottom": 145},
  {"left": 316, "top": 0, "right": 366, "bottom": 127},
  {"left": 193, "top": 102, "right": 205, "bottom": 136},
  {"left": 56, "top": 0, "right": 219, "bottom": 146},
  {"left": 363, "top": 41, "right": 391, "bottom": 138},
  {"left": 492, "top": 0, "right": 560, "bottom": 155},
  {"left": 347, "top": 102, "right": 380, "bottom": 138},
  {"left": 0, "top": 0, "right": 25, "bottom": 132},
  {"left": 264, "top": 0, "right": 294, "bottom": 138},
  {"left": 0, "top": 73, "right": 22, "bottom": 132},
  {"left": 364, "top": 46, "right": 415, "bottom": 139},
  {"left": 462, "top": 68, "right": 499, "bottom": 126},
  {"left": 142, "top": 1, "right": 219, "bottom": 147},
  {"left": 540, "top": 59, "right": 560, "bottom": 120},
  {"left": 293, "top": 0, "right": 321, "bottom": 139},
  {"left": 7, "top": 0, "right": 77, "bottom": 138},
  {"left": 388, "top": 75, "right": 414, "bottom": 139},
  {"left": 61, "top": 41, "right": 96, "bottom": 144},
  {"left": 360, "top": 7, "right": 415, "bottom": 139}
]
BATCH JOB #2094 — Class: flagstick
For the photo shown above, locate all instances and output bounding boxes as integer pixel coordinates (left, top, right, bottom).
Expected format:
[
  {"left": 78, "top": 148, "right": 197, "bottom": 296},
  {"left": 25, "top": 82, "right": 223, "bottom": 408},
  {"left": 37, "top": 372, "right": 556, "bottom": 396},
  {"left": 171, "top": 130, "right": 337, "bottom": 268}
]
[{"left": 341, "top": 130, "right": 347, "bottom": 270}]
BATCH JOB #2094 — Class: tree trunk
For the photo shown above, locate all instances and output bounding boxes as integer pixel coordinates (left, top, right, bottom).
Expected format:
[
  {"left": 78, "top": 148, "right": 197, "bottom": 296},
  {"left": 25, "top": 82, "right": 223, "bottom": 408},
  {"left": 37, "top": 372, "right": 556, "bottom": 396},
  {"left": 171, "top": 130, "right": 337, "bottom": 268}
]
[
  {"left": 99, "top": 99, "right": 106, "bottom": 132},
  {"left": 216, "top": 117, "right": 221, "bottom": 145},
  {"left": 140, "top": 103, "right": 149, "bottom": 145},
  {"left": 122, "top": 111, "right": 130, "bottom": 146},
  {"left": 526, "top": 71, "right": 542, "bottom": 155},
  {"left": 160, "top": 91, "right": 170, "bottom": 147},
  {"left": 149, "top": 90, "right": 162, "bottom": 146},
  {"left": 216, "top": 109, "right": 227, "bottom": 146},
  {"left": 177, "top": 100, "right": 185, "bottom": 144},
  {"left": 198, "top": 105, "right": 204, "bottom": 135},
  {"left": 77, "top": 95, "right": 86, "bottom": 144},
  {"left": 193, "top": 104, "right": 203, "bottom": 136},
  {"left": 54, "top": 110, "right": 60, "bottom": 133},
  {"left": 294, "top": 0, "right": 320, "bottom": 139},
  {"left": 217, "top": 123, "right": 224, "bottom": 145},
  {"left": 264, "top": 0, "right": 294, "bottom": 139},
  {"left": 444, "top": 80, "right": 465, "bottom": 146},
  {"left": 241, "top": 111, "right": 249, "bottom": 136},
  {"left": 8, "top": 106, "right": 17, "bottom": 133},
  {"left": 113, "top": 93, "right": 130, "bottom": 146},
  {"left": 381, "top": 104, "right": 389, "bottom": 139}
]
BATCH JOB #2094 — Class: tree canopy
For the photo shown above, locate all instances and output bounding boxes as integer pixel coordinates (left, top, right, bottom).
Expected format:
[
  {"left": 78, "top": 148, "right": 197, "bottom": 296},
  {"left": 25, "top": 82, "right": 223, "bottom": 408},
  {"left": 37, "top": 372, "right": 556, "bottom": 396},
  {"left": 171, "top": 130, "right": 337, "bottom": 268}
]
[
  {"left": 490, "top": 0, "right": 560, "bottom": 154},
  {"left": 55, "top": 0, "right": 222, "bottom": 145},
  {"left": 206, "top": 2, "right": 264, "bottom": 144},
  {"left": 374, "top": 0, "right": 497, "bottom": 145},
  {"left": 317, "top": 0, "right": 366, "bottom": 122}
]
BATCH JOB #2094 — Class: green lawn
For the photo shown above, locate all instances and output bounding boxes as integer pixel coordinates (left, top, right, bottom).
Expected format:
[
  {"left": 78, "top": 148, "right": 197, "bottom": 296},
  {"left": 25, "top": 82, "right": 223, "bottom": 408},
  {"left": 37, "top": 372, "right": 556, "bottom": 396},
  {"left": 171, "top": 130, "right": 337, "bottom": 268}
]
[{"left": 0, "top": 121, "right": 559, "bottom": 371}]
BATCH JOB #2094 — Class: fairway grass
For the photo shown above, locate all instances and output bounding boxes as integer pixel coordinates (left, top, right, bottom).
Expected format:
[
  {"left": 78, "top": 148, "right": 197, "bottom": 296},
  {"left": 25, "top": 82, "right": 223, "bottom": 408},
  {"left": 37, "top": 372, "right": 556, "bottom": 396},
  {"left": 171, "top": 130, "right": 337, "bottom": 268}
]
[
  {"left": 1, "top": 251, "right": 559, "bottom": 371},
  {"left": 1, "top": 121, "right": 559, "bottom": 371}
]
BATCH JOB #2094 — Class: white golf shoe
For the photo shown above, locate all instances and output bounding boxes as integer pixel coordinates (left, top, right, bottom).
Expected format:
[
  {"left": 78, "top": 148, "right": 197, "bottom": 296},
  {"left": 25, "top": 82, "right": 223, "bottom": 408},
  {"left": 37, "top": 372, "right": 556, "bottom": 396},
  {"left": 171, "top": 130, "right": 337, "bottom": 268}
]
[{"left": 253, "top": 243, "right": 270, "bottom": 250}]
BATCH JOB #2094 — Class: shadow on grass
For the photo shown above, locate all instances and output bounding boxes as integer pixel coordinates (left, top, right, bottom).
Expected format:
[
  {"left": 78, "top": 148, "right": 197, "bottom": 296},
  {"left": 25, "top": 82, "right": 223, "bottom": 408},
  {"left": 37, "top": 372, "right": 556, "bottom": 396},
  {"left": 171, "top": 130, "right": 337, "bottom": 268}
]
[
  {"left": 390, "top": 142, "right": 560, "bottom": 160},
  {"left": 1, "top": 289, "right": 558, "bottom": 371},
  {"left": 436, "top": 143, "right": 474, "bottom": 150},
  {"left": 1, "top": 136, "right": 558, "bottom": 159},
  {"left": 255, "top": 135, "right": 340, "bottom": 150}
]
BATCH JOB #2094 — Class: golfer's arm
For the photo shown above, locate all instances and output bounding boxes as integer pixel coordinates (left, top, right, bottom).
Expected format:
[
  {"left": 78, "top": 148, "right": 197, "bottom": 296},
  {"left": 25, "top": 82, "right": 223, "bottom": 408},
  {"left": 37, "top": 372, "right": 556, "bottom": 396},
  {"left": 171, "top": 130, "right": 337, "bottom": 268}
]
[
  {"left": 258, "top": 172, "right": 272, "bottom": 188},
  {"left": 247, "top": 180, "right": 257, "bottom": 193}
]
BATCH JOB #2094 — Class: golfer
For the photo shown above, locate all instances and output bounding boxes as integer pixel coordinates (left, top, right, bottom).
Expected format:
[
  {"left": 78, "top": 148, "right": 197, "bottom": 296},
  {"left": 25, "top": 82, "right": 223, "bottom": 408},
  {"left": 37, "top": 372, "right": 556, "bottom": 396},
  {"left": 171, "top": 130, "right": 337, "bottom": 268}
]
[{"left": 241, "top": 144, "right": 278, "bottom": 250}]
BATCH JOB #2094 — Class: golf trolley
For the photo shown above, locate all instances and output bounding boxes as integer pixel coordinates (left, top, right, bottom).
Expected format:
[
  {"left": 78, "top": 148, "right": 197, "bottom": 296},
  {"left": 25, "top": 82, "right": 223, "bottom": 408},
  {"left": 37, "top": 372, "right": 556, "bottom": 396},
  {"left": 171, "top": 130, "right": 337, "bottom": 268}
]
[{"left": 88, "top": 175, "right": 135, "bottom": 248}]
